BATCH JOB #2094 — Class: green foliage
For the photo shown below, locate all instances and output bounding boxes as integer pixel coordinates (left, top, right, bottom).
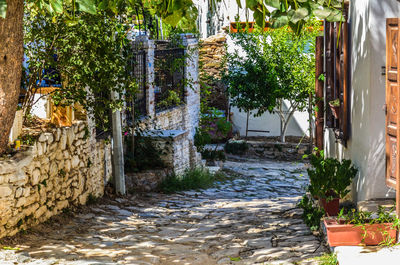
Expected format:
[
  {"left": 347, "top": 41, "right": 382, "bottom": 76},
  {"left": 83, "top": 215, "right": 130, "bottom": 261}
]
[
  {"left": 298, "top": 194, "right": 325, "bottom": 231},
  {"left": 224, "top": 19, "right": 320, "bottom": 142},
  {"left": 224, "top": 19, "right": 321, "bottom": 116},
  {"left": 20, "top": 134, "right": 38, "bottom": 146},
  {"left": 201, "top": 149, "right": 226, "bottom": 161},
  {"left": 124, "top": 135, "right": 165, "bottom": 173},
  {"left": 159, "top": 168, "right": 226, "bottom": 193},
  {"left": 24, "top": 6, "right": 135, "bottom": 132},
  {"left": 306, "top": 149, "right": 358, "bottom": 200},
  {"left": 146, "top": 0, "right": 198, "bottom": 27},
  {"left": 194, "top": 128, "right": 212, "bottom": 153},
  {"left": 224, "top": 141, "right": 249, "bottom": 155},
  {"left": 240, "top": 0, "right": 345, "bottom": 32},
  {"left": 337, "top": 206, "right": 399, "bottom": 226},
  {"left": 329, "top": 98, "right": 340, "bottom": 107},
  {"left": 194, "top": 108, "right": 232, "bottom": 156},
  {"left": 313, "top": 253, "right": 338, "bottom": 265},
  {"left": 156, "top": 90, "right": 182, "bottom": 110},
  {"left": 336, "top": 206, "right": 400, "bottom": 246}
]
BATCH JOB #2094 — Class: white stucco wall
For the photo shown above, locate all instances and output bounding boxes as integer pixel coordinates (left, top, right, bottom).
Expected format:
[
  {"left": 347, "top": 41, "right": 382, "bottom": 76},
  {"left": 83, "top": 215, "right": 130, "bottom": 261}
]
[
  {"left": 195, "top": 0, "right": 254, "bottom": 38},
  {"left": 231, "top": 104, "right": 309, "bottom": 138},
  {"left": 324, "top": 0, "right": 400, "bottom": 202}
]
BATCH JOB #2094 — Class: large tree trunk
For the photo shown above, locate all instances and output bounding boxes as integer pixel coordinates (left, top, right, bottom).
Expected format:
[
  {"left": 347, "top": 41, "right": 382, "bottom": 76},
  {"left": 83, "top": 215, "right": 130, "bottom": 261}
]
[{"left": 0, "top": 0, "right": 24, "bottom": 154}]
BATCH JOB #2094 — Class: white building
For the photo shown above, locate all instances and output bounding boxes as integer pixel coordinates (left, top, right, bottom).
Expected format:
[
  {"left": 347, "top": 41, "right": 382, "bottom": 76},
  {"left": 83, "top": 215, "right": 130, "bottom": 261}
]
[
  {"left": 322, "top": 0, "right": 400, "bottom": 206},
  {"left": 195, "top": 0, "right": 310, "bottom": 139}
]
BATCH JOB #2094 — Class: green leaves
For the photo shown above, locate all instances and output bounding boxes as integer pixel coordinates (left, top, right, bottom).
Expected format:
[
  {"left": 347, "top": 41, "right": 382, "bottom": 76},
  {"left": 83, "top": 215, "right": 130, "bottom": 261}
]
[
  {"left": 243, "top": 0, "right": 345, "bottom": 32},
  {"left": 224, "top": 19, "right": 321, "bottom": 119},
  {"left": 312, "top": 8, "right": 332, "bottom": 19},
  {"left": 264, "top": 0, "right": 280, "bottom": 9},
  {"left": 50, "top": 0, "right": 63, "bottom": 14},
  {"left": 0, "top": 0, "right": 6, "bottom": 18},
  {"left": 76, "top": 0, "right": 97, "bottom": 14},
  {"left": 271, "top": 13, "right": 289, "bottom": 28},
  {"left": 291, "top": 7, "right": 309, "bottom": 24}
]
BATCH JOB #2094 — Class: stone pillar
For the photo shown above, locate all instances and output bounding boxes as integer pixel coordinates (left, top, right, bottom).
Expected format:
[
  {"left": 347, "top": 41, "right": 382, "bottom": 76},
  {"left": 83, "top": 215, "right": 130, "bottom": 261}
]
[
  {"left": 136, "top": 36, "right": 155, "bottom": 119},
  {"left": 181, "top": 36, "right": 201, "bottom": 167}
]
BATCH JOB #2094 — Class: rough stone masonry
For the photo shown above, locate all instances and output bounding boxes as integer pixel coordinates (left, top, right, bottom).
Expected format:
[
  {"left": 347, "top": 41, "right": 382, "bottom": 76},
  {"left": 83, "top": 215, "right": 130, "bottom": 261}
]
[{"left": 0, "top": 121, "right": 112, "bottom": 238}]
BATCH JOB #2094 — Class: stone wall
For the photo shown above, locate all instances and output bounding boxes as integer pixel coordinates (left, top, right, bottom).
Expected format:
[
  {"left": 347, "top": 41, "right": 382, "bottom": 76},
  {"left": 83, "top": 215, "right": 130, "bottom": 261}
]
[
  {"left": 125, "top": 37, "right": 202, "bottom": 191},
  {"left": 153, "top": 106, "right": 186, "bottom": 131},
  {"left": 0, "top": 121, "right": 112, "bottom": 238},
  {"left": 199, "top": 34, "right": 228, "bottom": 112},
  {"left": 199, "top": 34, "right": 226, "bottom": 78},
  {"left": 227, "top": 140, "right": 309, "bottom": 161}
]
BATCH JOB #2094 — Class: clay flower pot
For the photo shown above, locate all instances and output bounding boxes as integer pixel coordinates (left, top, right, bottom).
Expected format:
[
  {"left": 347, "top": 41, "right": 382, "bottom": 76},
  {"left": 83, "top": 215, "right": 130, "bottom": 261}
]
[
  {"left": 320, "top": 197, "right": 340, "bottom": 216},
  {"left": 324, "top": 218, "right": 397, "bottom": 247}
]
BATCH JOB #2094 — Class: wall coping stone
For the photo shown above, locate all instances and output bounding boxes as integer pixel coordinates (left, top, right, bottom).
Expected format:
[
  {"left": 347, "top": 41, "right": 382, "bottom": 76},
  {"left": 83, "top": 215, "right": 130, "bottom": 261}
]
[{"left": 141, "top": 129, "right": 188, "bottom": 139}]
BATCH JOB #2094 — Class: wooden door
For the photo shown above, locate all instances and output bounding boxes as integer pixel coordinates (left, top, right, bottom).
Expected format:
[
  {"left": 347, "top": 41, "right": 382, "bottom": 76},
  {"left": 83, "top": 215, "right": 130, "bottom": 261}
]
[{"left": 386, "top": 18, "right": 400, "bottom": 214}]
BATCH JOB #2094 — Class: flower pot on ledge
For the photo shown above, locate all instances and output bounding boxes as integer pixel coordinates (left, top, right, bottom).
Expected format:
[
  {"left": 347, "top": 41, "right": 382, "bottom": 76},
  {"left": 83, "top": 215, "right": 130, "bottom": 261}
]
[
  {"left": 320, "top": 197, "right": 340, "bottom": 216},
  {"left": 324, "top": 218, "right": 397, "bottom": 247}
]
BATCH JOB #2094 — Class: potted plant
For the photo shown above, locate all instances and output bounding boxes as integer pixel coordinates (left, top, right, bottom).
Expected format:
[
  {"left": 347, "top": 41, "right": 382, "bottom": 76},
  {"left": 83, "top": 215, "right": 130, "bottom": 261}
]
[
  {"left": 307, "top": 150, "right": 358, "bottom": 216},
  {"left": 328, "top": 99, "right": 340, "bottom": 119},
  {"left": 324, "top": 207, "right": 399, "bottom": 247}
]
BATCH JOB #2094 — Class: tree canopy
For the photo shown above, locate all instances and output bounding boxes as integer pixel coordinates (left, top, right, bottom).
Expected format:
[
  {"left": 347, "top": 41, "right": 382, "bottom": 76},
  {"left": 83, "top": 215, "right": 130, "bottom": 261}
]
[
  {"left": 223, "top": 19, "right": 321, "bottom": 141},
  {"left": 0, "top": 0, "right": 345, "bottom": 29}
]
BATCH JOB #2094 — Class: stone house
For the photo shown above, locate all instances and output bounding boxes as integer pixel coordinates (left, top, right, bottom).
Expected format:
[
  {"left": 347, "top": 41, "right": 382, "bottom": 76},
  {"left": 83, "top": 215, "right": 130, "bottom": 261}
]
[
  {"left": 317, "top": 0, "right": 400, "bottom": 211},
  {"left": 124, "top": 36, "right": 202, "bottom": 191}
]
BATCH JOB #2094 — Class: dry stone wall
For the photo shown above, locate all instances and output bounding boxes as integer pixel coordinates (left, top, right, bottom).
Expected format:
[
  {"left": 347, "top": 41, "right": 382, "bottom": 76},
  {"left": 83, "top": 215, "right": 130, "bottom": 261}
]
[
  {"left": 153, "top": 106, "right": 186, "bottom": 131},
  {"left": 199, "top": 34, "right": 228, "bottom": 112},
  {"left": 0, "top": 121, "right": 112, "bottom": 238}
]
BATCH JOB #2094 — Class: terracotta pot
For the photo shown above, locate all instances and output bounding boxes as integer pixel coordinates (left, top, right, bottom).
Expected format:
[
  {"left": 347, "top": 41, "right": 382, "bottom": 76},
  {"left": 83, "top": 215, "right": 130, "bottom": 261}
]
[
  {"left": 320, "top": 197, "right": 340, "bottom": 216},
  {"left": 329, "top": 103, "right": 340, "bottom": 119},
  {"left": 324, "top": 218, "right": 397, "bottom": 247}
]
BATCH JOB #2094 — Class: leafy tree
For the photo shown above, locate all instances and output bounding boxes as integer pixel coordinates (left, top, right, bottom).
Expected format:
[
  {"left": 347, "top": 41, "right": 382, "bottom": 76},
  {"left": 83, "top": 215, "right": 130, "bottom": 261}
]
[
  {"left": 224, "top": 19, "right": 321, "bottom": 142},
  {"left": 0, "top": 0, "right": 343, "bottom": 154},
  {"left": 0, "top": 0, "right": 197, "bottom": 154},
  {"left": 237, "top": 0, "right": 345, "bottom": 32}
]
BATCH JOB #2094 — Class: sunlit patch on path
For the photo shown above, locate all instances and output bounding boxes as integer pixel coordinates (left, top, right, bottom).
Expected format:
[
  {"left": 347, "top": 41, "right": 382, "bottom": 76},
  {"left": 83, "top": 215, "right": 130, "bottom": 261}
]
[{"left": 0, "top": 158, "right": 327, "bottom": 265}]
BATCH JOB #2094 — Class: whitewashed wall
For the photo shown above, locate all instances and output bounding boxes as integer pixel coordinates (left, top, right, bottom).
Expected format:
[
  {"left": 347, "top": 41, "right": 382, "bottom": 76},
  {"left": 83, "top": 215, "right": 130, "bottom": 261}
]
[
  {"left": 194, "top": 0, "right": 254, "bottom": 38},
  {"left": 324, "top": 0, "right": 400, "bottom": 202},
  {"left": 231, "top": 104, "right": 309, "bottom": 138}
]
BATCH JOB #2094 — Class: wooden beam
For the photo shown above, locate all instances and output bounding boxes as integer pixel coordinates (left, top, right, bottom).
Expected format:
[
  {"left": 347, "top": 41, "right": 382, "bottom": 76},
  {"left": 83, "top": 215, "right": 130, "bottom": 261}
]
[{"left": 315, "top": 36, "right": 324, "bottom": 151}]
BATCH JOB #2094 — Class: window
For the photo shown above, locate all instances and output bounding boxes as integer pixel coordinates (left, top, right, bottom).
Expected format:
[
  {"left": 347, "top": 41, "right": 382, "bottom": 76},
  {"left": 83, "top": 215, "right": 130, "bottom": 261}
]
[{"left": 324, "top": 11, "right": 349, "bottom": 144}]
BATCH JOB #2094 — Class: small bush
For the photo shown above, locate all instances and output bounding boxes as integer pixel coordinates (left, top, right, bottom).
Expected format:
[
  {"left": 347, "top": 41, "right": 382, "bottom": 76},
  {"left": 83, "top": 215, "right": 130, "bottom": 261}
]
[
  {"left": 298, "top": 194, "right": 325, "bottom": 231},
  {"left": 225, "top": 141, "right": 248, "bottom": 155},
  {"left": 159, "top": 168, "right": 226, "bottom": 193},
  {"left": 201, "top": 149, "right": 226, "bottom": 161}
]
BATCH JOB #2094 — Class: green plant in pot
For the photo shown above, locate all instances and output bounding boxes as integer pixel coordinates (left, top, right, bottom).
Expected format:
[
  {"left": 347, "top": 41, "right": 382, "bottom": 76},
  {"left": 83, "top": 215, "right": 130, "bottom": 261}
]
[
  {"left": 324, "top": 206, "right": 400, "bottom": 247},
  {"left": 328, "top": 98, "right": 340, "bottom": 119},
  {"left": 307, "top": 149, "right": 358, "bottom": 216}
]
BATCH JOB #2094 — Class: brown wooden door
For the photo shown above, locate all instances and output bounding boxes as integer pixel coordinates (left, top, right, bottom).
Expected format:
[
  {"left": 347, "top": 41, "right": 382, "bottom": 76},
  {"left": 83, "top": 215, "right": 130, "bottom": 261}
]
[
  {"left": 386, "top": 18, "right": 400, "bottom": 189},
  {"left": 386, "top": 19, "right": 400, "bottom": 215}
]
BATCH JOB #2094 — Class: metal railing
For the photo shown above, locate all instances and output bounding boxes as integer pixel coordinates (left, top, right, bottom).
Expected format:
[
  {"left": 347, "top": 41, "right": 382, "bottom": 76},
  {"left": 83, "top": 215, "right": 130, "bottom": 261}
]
[
  {"left": 154, "top": 47, "right": 185, "bottom": 112},
  {"left": 126, "top": 49, "right": 147, "bottom": 124}
]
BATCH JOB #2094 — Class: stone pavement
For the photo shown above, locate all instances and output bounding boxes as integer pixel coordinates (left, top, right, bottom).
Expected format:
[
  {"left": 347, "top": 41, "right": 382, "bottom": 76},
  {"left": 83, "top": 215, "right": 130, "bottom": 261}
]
[{"left": 0, "top": 157, "right": 328, "bottom": 265}]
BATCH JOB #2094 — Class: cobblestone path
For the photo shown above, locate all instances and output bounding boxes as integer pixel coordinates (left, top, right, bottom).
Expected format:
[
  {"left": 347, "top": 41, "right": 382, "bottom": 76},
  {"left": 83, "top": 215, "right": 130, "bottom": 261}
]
[{"left": 0, "top": 157, "right": 327, "bottom": 265}]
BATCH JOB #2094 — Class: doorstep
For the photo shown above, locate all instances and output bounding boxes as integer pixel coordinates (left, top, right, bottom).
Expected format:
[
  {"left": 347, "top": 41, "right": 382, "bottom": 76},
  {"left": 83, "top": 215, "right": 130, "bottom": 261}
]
[{"left": 335, "top": 245, "right": 400, "bottom": 265}]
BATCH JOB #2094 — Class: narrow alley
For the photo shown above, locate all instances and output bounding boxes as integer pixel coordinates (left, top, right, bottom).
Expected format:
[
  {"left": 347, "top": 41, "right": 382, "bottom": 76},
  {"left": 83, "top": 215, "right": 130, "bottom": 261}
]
[{"left": 0, "top": 157, "right": 326, "bottom": 265}]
